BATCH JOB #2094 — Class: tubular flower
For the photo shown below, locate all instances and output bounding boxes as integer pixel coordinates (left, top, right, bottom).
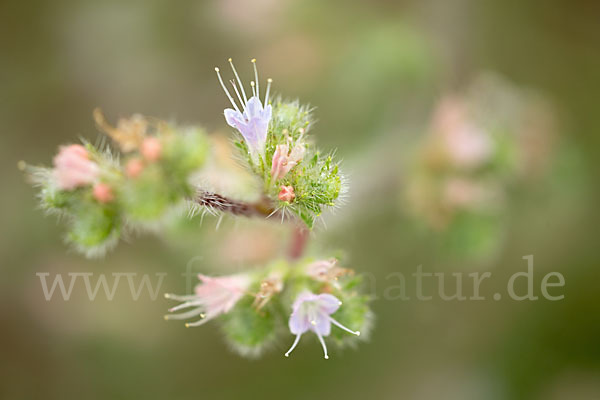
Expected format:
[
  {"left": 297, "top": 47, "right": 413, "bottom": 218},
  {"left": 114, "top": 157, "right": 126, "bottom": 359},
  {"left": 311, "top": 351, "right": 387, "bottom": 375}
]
[
  {"left": 216, "top": 58, "right": 273, "bottom": 161},
  {"left": 53, "top": 144, "right": 99, "bottom": 190},
  {"left": 271, "top": 142, "right": 306, "bottom": 181},
  {"left": 285, "top": 291, "right": 360, "bottom": 359},
  {"left": 164, "top": 273, "right": 250, "bottom": 327}
]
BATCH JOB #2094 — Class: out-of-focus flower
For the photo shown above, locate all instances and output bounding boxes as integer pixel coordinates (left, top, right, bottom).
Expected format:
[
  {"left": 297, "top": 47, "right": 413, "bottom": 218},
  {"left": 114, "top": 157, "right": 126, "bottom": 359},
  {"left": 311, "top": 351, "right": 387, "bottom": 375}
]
[
  {"left": 433, "top": 97, "right": 492, "bottom": 168},
  {"left": 92, "top": 183, "right": 114, "bottom": 203},
  {"left": 216, "top": 0, "right": 288, "bottom": 34},
  {"left": 164, "top": 273, "right": 250, "bottom": 327},
  {"left": 125, "top": 158, "right": 144, "bottom": 178},
  {"left": 285, "top": 291, "right": 360, "bottom": 359},
  {"left": 278, "top": 185, "right": 295, "bottom": 202},
  {"left": 271, "top": 142, "right": 305, "bottom": 181},
  {"left": 93, "top": 108, "right": 146, "bottom": 152},
  {"left": 53, "top": 144, "right": 99, "bottom": 190},
  {"left": 141, "top": 137, "right": 162, "bottom": 162},
  {"left": 216, "top": 59, "right": 273, "bottom": 160},
  {"left": 306, "top": 258, "right": 353, "bottom": 289}
]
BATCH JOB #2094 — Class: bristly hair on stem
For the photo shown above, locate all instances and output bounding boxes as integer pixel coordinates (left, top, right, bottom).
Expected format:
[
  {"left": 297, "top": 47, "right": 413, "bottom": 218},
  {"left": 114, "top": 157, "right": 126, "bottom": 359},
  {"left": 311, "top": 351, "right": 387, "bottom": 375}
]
[{"left": 192, "top": 190, "right": 292, "bottom": 221}]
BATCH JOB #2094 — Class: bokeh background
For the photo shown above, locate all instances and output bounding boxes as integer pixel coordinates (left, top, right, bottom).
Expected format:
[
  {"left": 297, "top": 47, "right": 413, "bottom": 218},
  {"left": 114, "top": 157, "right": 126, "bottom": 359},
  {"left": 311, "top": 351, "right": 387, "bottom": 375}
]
[{"left": 1, "top": 0, "right": 599, "bottom": 399}]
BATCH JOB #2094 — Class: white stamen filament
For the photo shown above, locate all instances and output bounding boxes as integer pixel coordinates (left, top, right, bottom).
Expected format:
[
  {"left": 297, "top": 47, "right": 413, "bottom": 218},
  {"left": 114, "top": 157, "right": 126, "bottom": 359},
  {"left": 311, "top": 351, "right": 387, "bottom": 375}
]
[
  {"left": 185, "top": 315, "right": 210, "bottom": 328},
  {"left": 164, "top": 293, "right": 197, "bottom": 301},
  {"left": 265, "top": 78, "right": 272, "bottom": 104},
  {"left": 168, "top": 300, "right": 203, "bottom": 312},
  {"left": 215, "top": 67, "right": 241, "bottom": 114},
  {"left": 228, "top": 58, "right": 248, "bottom": 105},
  {"left": 250, "top": 81, "right": 256, "bottom": 97},
  {"left": 285, "top": 334, "right": 302, "bottom": 357},
  {"left": 229, "top": 80, "right": 246, "bottom": 112},
  {"left": 317, "top": 333, "right": 329, "bottom": 359},
  {"left": 328, "top": 316, "right": 361, "bottom": 336},
  {"left": 165, "top": 309, "right": 205, "bottom": 321},
  {"left": 251, "top": 58, "right": 259, "bottom": 98}
]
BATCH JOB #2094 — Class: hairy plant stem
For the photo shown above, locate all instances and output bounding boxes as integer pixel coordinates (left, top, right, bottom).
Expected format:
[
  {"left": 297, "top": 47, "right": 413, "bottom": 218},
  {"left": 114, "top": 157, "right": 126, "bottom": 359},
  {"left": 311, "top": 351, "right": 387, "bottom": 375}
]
[
  {"left": 195, "top": 190, "right": 278, "bottom": 218},
  {"left": 288, "top": 225, "right": 309, "bottom": 260},
  {"left": 194, "top": 190, "right": 310, "bottom": 259}
]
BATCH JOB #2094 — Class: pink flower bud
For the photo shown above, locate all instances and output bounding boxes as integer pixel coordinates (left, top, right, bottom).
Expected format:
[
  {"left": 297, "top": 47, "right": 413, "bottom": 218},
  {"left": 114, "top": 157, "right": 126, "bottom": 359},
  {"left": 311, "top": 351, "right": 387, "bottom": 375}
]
[
  {"left": 141, "top": 137, "right": 162, "bottom": 162},
  {"left": 92, "top": 183, "right": 114, "bottom": 203},
  {"left": 125, "top": 158, "right": 145, "bottom": 178},
  {"left": 271, "top": 142, "right": 305, "bottom": 181},
  {"left": 278, "top": 185, "right": 295, "bottom": 202},
  {"left": 53, "top": 144, "right": 99, "bottom": 190}
]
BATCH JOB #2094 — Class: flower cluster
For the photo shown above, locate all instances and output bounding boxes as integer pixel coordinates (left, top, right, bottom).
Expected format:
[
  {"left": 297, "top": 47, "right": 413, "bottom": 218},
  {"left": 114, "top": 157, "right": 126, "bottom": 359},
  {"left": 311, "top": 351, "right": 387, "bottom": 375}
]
[
  {"left": 23, "top": 58, "right": 370, "bottom": 359},
  {"left": 27, "top": 112, "right": 209, "bottom": 256},
  {"left": 216, "top": 59, "right": 343, "bottom": 228},
  {"left": 405, "top": 74, "right": 556, "bottom": 258},
  {"left": 165, "top": 257, "right": 370, "bottom": 359}
]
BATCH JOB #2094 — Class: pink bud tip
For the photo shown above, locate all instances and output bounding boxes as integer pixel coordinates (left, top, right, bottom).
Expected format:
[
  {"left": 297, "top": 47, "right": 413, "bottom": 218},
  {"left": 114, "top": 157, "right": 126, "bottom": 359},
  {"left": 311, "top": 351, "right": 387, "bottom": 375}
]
[
  {"left": 141, "top": 137, "right": 162, "bottom": 162},
  {"left": 278, "top": 185, "right": 295, "bottom": 202},
  {"left": 125, "top": 158, "right": 145, "bottom": 178},
  {"left": 67, "top": 144, "right": 89, "bottom": 159},
  {"left": 53, "top": 144, "right": 99, "bottom": 190},
  {"left": 93, "top": 183, "right": 114, "bottom": 203}
]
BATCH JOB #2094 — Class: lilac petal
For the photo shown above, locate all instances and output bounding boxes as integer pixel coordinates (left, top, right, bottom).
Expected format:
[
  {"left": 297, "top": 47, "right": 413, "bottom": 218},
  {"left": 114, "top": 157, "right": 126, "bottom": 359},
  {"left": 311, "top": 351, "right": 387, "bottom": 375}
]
[
  {"left": 224, "top": 108, "right": 245, "bottom": 128},
  {"left": 263, "top": 104, "right": 272, "bottom": 120},
  {"left": 311, "top": 311, "right": 332, "bottom": 336},
  {"left": 316, "top": 293, "right": 341, "bottom": 315},
  {"left": 244, "top": 96, "right": 263, "bottom": 119},
  {"left": 237, "top": 124, "right": 260, "bottom": 150},
  {"left": 289, "top": 309, "right": 310, "bottom": 334},
  {"left": 292, "top": 291, "right": 318, "bottom": 312}
]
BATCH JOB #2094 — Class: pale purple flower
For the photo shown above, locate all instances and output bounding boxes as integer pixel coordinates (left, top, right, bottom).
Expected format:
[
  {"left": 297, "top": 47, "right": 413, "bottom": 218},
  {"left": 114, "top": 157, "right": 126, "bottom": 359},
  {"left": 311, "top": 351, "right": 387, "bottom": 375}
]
[
  {"left": 271, "top": 141, "right": 305, "bottom": 181},
  {"left": 216, "top": 58, "right": 273, "bottom": 160},
  {"left": 53, "top": 144, "right": 99, "bottom": 190},
  {"left": 285, "top": 291, "right": 360, "bottom": 359},
  {"left": 164, "top": 273, "right": 250, "bottom": 327}
]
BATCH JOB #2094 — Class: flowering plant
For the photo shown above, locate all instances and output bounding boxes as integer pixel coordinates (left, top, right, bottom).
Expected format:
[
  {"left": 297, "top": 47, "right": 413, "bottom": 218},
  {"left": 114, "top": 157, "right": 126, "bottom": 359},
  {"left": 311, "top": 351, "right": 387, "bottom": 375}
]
[{"left": 23, "top": 59, "right": 371, "bottom": 359}]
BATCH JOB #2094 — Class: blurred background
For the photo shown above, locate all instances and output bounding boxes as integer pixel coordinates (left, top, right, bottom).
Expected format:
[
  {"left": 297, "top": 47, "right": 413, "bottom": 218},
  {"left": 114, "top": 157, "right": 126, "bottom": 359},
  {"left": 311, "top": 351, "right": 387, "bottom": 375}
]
[{"left": 1, "top": 0, "right": 599, "bottom": 399}]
